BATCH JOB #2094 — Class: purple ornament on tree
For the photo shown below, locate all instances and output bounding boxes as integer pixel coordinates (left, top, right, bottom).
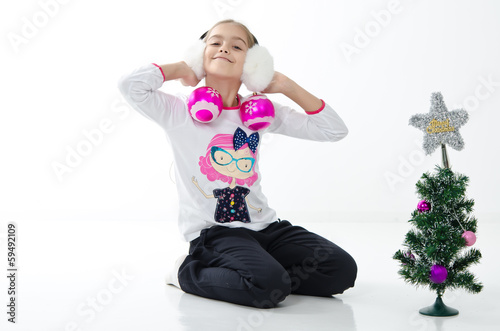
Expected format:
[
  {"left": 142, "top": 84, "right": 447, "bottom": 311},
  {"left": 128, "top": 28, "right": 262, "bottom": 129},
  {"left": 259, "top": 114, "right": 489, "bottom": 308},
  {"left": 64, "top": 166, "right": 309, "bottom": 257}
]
[
  {"left": 429, "top": 264, "right": 448, "bottom": 284},
  {"left": 417, "top": 200, "right": 431, "bottom": 213},
  {"left": 462, "top": 231, "right": 477, "bottom": 246}
]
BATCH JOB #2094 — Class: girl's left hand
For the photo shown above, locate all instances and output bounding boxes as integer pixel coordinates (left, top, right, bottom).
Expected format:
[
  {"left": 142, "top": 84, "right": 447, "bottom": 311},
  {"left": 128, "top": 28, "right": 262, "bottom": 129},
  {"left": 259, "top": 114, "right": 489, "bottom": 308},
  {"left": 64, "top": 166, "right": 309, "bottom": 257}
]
[
  {"left": 261, "top": 71, "right": 294, "bottom": 95},
  {"left": 262, "top": 71, "right": 323, "bottom": 113}
]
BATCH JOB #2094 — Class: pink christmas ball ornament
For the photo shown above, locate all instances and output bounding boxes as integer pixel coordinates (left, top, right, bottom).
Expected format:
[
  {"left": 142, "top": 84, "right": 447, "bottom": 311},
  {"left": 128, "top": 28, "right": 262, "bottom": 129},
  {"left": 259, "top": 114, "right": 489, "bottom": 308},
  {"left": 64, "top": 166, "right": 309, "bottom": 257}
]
[
  {"left": 429, "top": 264, "right": 448, "bottom": 284},
  {"left": 417, "top": 200, "right": 431, "bottom": 213},
  {"left": 462, "top": 231, "right": 477, "bottom": 246},
  {"left": 187, "top": 87, "right": 224, "bottom": 123},
  {"left": 402, "top": 251, "right": 415, "bottom": 265},
  {"left": 240, "top": 94, "right": 275, "bottom": 131}
]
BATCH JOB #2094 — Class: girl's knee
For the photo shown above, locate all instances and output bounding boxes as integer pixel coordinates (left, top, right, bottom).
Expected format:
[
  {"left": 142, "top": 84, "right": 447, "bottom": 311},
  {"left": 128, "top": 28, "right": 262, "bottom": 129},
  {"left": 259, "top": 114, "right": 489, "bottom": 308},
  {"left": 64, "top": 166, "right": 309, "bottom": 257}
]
[
  {"left": 307, "top": 247, "right": 358, "bottom": 296},
  {"left": 330, "top": 251, "right": 357, "bottom": 294},
  {"left": 250, "top": 267, "right": 292, "bottom": 308}
]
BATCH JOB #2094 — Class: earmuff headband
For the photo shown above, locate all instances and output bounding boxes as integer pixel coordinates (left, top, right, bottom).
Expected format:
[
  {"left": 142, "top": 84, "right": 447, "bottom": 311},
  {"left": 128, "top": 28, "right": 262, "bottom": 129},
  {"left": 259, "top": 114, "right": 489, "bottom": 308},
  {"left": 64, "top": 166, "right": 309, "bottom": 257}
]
[
  {"left": 184, "top": 27, "right": 273, "bottom": 92},
  {"left": 199, "top": 31, "right": 259, "bottom": 45}
]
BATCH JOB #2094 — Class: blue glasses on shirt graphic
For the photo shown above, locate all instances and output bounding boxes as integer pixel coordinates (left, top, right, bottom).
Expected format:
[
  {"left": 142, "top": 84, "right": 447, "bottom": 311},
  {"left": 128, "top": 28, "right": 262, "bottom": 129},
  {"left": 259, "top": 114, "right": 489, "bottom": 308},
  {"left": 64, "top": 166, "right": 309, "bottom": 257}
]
[{"left": 211, "top": 146, "right": 255, "bottom": 173}]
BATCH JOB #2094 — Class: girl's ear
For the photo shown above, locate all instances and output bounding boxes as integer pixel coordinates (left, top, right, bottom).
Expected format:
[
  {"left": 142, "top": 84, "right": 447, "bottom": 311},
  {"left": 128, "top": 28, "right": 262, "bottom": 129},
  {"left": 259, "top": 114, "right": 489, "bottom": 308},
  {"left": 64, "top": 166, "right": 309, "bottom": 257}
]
[
  {"left": 184, "top": 39, "right": 206, "bottom": 80},
  {"left": 241, "top": 45, "right": 274, "bottom": 92}
]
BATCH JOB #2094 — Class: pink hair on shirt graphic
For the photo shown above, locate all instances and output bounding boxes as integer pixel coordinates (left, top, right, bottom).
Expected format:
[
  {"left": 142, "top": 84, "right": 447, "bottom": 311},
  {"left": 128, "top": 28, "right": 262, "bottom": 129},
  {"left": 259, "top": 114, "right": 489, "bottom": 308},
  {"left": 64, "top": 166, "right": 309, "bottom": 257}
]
[{"left": 198, "top": 133, "right": 258, "bottom": 187}]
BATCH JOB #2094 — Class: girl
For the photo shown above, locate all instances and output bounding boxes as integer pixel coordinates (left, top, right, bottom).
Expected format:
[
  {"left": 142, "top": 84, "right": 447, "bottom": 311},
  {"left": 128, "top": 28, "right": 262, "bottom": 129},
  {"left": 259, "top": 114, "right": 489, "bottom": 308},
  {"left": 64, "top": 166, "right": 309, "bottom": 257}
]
[{"left": 118, "top": 19, "right": 357, "bottom": 308}]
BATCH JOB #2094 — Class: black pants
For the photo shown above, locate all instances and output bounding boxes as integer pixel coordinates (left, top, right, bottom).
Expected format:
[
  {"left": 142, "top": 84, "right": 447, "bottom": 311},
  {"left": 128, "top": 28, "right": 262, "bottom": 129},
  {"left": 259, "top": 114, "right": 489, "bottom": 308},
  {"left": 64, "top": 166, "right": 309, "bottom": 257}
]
[{"left": 178, "top": 220, "right": 357, "bottom": 308}]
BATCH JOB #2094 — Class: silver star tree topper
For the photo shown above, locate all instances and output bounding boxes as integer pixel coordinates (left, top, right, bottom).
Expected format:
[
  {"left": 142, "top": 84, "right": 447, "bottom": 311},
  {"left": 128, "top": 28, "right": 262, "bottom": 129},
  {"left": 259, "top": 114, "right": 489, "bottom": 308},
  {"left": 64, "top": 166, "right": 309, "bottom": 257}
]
[{"left": 409, "top": 92, "right": 469, "bottom": 168}]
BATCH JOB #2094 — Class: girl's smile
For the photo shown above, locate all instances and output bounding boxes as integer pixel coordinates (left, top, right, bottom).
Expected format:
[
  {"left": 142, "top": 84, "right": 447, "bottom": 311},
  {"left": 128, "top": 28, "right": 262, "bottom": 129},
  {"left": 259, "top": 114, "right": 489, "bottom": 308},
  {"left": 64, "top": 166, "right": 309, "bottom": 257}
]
[{"left": 213, "top": 56, "right": 233, "bottom": 63}]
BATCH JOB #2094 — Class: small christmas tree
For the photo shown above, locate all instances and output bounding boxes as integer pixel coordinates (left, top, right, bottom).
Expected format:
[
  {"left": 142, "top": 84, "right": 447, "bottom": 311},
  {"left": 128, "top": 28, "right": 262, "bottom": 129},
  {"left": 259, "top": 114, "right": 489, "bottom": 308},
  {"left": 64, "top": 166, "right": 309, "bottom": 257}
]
[{"left": 393, "top": 92, "right": 483, "bottom": 316}]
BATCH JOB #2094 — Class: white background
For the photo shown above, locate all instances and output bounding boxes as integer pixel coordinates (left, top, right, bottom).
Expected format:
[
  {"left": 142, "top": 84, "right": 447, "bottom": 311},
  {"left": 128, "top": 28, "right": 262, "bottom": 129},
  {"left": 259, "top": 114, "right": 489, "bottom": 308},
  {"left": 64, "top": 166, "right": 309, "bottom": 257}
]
[
  {"left": 1, "top": 0, "right": 499, "bottom": 226},
  {"left": 1, "top": 1, "right": 500, "bottom": 330}
]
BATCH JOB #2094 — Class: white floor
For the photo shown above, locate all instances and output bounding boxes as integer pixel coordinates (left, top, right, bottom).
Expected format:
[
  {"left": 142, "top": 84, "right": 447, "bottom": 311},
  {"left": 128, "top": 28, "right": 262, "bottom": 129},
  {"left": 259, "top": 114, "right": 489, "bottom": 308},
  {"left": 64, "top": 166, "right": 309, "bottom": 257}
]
[{"left": 1, "top": 215, "right": 498, "bottom": 331}]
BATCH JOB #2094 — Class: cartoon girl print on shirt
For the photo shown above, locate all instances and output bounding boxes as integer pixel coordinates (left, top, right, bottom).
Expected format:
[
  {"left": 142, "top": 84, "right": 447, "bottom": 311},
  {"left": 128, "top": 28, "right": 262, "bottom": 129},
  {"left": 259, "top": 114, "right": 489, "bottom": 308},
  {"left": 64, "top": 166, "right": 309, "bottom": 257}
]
[{"left": 192, "top": 127, "right": 262, "bottom": 223}]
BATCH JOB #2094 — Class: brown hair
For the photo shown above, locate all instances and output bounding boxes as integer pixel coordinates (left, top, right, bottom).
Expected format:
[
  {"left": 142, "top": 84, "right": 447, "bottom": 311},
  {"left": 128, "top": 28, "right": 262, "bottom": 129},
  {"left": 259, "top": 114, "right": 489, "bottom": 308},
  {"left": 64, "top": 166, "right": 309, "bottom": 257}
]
[{"left": 203, "top": 19, "right": 256, "bottom": 48}]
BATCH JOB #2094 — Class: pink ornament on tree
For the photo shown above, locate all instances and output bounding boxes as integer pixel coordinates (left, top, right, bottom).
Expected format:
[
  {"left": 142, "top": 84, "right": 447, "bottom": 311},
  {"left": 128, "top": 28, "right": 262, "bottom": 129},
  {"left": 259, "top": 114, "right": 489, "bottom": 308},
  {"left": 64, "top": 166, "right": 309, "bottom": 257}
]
[
  {"left": 402, "top": 251, "right": 415, "bottom": 265},
  {"left": 187, "top": 87, "right": 223, "bottom": 123},
  {"left": 462, "top": 231, "right": 477, "bottom": 246},
  {"left": 417, "top": 200, "right": 431, "bottom": 213},
  {"left": 240, "top": 93, "right": 275, "bottom": 131},
  {"left": 429, "top": 264, "right": 448, "bottom": 284}
]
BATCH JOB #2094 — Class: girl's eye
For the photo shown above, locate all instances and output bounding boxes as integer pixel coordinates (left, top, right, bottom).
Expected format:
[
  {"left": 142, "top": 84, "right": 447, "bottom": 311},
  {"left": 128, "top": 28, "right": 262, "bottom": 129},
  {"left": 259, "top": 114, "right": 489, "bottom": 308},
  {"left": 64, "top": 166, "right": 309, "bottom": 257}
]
[{"left": 233, "top": 46, "right": 242, "bottom": 50}]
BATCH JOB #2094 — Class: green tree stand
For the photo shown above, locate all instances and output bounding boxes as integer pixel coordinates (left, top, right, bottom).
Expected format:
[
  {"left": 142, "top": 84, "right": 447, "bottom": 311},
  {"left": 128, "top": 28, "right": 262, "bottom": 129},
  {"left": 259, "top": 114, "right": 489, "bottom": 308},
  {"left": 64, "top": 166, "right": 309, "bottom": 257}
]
[{"left": 419, "top": 296, "right": 458, "bottom": 317}]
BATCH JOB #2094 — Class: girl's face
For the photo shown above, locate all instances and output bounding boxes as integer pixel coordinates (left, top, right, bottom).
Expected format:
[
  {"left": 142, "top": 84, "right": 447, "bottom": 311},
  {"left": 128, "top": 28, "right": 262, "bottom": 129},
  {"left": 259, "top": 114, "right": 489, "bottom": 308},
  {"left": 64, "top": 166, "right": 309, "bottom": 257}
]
[
  {"left": 203, "top": 23, "right": 249, "bottom": 81},
  {"left": 210, "top": 146, "right": 255, "bottom": 180}
]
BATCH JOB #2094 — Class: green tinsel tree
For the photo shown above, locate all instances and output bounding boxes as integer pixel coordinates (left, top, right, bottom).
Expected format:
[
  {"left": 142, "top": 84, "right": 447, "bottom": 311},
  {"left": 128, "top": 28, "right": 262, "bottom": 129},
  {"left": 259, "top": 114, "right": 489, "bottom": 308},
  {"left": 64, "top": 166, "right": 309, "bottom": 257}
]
[
  {"left": 393, "top": 166, "right": 483, "bottom": 316},
  {"left": 395, "top": 92, "right": 483, "bottom": 316}
]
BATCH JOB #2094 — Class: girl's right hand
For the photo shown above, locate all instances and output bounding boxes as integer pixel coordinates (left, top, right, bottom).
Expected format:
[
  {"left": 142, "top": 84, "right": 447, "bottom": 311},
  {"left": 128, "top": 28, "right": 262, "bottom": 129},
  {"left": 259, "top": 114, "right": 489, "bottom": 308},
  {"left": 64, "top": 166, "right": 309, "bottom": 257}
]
[
  {"left": 179, "top": 61, "right": 201, "bottom": 87},
  {"left": 158, "top": 62, "right": 201, "bottom": 87}
]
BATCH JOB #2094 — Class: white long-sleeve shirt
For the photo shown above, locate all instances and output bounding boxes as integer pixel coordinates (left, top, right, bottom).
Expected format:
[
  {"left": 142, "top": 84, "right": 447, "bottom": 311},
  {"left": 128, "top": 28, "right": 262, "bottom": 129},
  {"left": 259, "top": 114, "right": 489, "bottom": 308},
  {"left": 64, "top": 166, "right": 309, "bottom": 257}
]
[{"left": 118, "top": 63, "right": 348, "bottom": 241}]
